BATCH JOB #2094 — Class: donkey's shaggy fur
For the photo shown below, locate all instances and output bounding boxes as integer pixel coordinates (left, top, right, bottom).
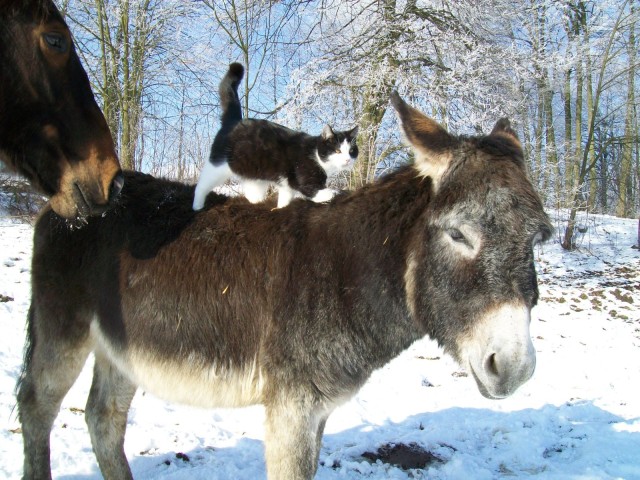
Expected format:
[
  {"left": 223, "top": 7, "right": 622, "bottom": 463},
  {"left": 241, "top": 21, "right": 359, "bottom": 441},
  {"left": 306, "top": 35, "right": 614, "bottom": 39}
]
[{"left": 18, "top": 93, "right": 552, "bottom": 480}]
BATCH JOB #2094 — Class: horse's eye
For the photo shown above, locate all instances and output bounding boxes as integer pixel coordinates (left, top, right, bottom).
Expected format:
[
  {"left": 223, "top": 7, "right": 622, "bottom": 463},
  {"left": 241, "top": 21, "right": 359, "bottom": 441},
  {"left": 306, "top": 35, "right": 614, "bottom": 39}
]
[{"left": 43, "top": 33, "right": 69, "bottom": 53}]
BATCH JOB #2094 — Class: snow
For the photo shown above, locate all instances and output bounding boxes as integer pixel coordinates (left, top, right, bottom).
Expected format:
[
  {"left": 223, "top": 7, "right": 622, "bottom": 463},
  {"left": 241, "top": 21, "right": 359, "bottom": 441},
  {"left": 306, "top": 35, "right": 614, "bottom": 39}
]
[{"left": 0, "top": 211, "right": 639, "bottom": 479}]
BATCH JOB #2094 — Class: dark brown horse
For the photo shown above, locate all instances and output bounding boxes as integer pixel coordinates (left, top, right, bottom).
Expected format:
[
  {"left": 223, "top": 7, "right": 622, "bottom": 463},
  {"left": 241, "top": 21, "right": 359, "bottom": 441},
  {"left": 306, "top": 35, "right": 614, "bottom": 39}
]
[
  {"left": 0, "top": 0, "right": 123, "bottom": 219},
  {"left": 17, "top": 93, "right": 552, "bottom": 479}
]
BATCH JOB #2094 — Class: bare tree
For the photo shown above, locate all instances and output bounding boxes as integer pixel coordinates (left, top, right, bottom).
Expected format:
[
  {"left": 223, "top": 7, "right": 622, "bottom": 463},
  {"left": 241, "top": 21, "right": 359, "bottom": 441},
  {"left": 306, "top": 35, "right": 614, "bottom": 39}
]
[
  {"left": 562, "top": 0, "right": 638, "bottom": 249},
  {"left": 68, "top": 0, "right": 188, "bottom": 170},
  {"left": 283, "top": 0, "right": 518, "bottom": 188},
  {"left": 616, "top": 1, "right": 637, "bottom": 217},
  {"left": 202, "top": 0, "right": 307, "bottom": 118}
]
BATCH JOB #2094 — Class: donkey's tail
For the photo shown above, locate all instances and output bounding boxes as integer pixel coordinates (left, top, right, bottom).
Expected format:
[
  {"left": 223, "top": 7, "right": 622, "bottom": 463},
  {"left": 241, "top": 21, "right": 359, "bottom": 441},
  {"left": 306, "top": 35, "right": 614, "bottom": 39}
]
[
  {"left": 219, "top": 62, "right": 244, "bottom": 131},
  {"left": 15, "top": 304, "right": 35, "bottom": 396}
]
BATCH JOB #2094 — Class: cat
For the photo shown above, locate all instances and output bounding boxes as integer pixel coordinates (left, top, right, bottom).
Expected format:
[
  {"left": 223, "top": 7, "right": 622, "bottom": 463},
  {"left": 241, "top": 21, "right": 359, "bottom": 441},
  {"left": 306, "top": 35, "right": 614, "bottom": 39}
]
[{"left": 192, "top": 63, "right": 359, "bottom": 210}]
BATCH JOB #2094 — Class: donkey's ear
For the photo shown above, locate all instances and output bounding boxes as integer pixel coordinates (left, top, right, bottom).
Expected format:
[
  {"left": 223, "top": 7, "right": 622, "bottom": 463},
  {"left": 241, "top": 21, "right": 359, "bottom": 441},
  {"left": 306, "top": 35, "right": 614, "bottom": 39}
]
[
  {"left": 490, "top": 118, "right": 521, "bottom": 149},
  {"left": 322, "top": 125, "right": 335, "bottom": 140},
  {"left": 390, "top": 91, "right": 454, "bottom": 191}
]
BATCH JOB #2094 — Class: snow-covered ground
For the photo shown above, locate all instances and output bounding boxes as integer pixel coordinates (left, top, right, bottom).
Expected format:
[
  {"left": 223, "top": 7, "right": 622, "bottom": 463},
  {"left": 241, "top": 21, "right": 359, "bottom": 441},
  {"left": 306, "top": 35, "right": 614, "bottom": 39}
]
[{"left": 0, "top": 209, "right": 639, "bottom": 479}]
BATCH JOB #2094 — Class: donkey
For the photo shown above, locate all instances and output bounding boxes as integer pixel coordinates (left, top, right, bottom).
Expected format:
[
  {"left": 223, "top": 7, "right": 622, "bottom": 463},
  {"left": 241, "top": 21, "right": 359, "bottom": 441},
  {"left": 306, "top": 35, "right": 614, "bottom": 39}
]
[
  {"left": 17, "top": 92, "right": 552, "bottom": 480},
  {"left": 0, "top": 0, "right": 123, "bottom": 219}
]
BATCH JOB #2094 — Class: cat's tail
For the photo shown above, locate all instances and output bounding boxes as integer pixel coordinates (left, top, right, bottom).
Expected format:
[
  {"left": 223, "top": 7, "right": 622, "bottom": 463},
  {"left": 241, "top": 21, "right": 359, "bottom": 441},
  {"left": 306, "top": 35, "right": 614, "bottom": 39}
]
[{"left": 219, "top": 62, "right": 244, "bottom": 128}]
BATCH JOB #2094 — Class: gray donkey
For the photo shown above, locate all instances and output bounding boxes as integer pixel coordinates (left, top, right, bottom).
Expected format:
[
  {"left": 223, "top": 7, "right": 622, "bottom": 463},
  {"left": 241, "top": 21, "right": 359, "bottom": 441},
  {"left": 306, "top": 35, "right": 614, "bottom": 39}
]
[{"left": 18, "top": 92, "right": 552, "bottom": 479}]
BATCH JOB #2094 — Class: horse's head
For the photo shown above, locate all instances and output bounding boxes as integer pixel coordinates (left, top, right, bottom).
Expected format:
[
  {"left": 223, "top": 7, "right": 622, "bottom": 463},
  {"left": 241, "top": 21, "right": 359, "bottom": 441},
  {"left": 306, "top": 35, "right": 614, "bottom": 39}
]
[
  {"left": 393, "top": 92, "right": 553, "bottom": 399},
  {"left": 0, "top": 0, "right": 123, "bottom": 219}
]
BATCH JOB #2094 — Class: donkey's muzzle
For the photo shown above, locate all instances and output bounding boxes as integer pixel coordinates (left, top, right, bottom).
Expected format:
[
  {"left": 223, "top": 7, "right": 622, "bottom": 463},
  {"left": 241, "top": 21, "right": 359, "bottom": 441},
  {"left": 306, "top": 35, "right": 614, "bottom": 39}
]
[{"left": 462, "top": 302, "right": 536, "bottom": 400}]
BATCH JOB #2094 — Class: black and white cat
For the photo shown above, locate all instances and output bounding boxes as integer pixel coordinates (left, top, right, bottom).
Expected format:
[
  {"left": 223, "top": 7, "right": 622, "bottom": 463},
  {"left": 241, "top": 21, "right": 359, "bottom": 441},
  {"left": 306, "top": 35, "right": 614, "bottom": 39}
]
[{"left": 192, "top": 63, "right": 359, "bottom": 210}]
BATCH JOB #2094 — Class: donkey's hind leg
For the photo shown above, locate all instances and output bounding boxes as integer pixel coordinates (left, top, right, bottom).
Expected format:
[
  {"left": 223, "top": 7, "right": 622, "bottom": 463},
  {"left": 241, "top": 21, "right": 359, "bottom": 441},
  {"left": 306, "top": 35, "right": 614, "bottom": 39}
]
[
  {"left": 85, "top": 352, "right": 137, "bottom": 480},
  {"left": 17, "top": 306, "right": 93, "bottom": 480}
]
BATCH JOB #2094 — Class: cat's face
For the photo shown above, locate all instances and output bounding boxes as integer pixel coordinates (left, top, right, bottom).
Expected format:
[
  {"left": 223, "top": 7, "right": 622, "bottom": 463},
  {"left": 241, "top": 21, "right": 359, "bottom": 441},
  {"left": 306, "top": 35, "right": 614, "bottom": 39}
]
[{"left": 317, "top": 125, "right": 359, "bottom": 175}]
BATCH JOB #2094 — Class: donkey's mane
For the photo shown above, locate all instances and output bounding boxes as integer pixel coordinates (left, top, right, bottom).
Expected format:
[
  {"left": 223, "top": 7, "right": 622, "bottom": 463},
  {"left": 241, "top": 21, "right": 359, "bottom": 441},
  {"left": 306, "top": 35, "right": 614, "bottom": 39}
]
[
  {"left": 432, "top": 132, "right": 526, "bottom": 193},
  {"left": 461, "top": 133, "right": 524, "bottom": 165}
]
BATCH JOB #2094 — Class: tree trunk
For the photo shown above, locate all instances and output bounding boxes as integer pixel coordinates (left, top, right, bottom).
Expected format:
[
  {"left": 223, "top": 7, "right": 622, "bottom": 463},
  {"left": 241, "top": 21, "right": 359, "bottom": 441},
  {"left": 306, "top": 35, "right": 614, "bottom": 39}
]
[
  {"left": 543, "top": 74, "right": 559, "bottom": 205},
  {"left": 562, "top": 1, "right": 630, "bottom": 249},
  {"left": 584, "top": 25, "right": 597, "bottom": 209},
  {"left": 563, "top": 67, "right": 572, "bottom": 201},
  {"left": 616, "top": 2, "right": 635, "bottom": 217},
  {"left": 349, "top": 85, "right": 392, "bottom": 189},
  {"left": 120, "top": 0, "right": 132, "bottom": 170}
]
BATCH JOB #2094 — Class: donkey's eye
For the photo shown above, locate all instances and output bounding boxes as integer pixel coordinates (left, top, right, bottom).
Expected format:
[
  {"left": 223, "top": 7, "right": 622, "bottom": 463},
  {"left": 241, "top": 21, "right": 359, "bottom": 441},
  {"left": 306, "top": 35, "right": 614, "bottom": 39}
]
[
  {"left": 443, "top": 225, "right": 481, "bottom": 258},
  {"left": 448, "top": 228, "right": 466, "bottom": 243},
  {"left": 43, "top": 33, "right": 69, "bottom": 53}
]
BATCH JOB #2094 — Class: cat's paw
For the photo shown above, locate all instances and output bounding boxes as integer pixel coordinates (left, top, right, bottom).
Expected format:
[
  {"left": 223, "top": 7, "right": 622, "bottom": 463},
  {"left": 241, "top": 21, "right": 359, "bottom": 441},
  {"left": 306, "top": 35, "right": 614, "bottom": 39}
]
[
  {"left": 193, "top": 197, "right": 205, "bottom": 210},
  {"left": 312, "top": 188, "right": 338, "bottom": 203}
]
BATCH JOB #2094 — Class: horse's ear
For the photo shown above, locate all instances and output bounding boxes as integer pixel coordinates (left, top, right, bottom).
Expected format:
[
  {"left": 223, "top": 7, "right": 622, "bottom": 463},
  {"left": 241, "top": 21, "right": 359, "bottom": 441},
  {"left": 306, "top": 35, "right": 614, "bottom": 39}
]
[
  {"left": 490, "top": 118, "right": 522, "bottom": 150},
  {"left": 390, "top": 91, "right": 454, "bottom": 191}
]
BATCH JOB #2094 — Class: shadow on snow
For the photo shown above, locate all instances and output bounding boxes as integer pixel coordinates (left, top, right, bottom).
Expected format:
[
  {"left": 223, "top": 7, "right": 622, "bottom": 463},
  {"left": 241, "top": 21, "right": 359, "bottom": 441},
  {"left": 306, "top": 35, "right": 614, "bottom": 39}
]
[{"left": 55, "top": 400, "right": 640, "bottom": 479}]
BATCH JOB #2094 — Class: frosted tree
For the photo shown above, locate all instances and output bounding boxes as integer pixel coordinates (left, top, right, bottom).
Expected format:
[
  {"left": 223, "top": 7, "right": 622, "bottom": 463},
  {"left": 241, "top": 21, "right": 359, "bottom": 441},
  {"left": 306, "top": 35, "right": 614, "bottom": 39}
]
[
  {"left": 67, "top": 0, "right": 191, "bottom": 170},
  {"left": 201, "top": 0, "right": 311, "bottom": 118},
  {"left": 559, "top": 0, "right": 639, "bottom": 248},
  {"left": 279, "top": 0, "right": 529, "bottom": 188}
]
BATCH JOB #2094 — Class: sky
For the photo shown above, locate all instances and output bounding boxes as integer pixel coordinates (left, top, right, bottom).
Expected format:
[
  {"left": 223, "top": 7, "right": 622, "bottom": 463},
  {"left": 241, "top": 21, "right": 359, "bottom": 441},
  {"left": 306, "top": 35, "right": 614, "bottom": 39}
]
[{"left": 0, "top": 209, "right": 639, "bottom": 479}]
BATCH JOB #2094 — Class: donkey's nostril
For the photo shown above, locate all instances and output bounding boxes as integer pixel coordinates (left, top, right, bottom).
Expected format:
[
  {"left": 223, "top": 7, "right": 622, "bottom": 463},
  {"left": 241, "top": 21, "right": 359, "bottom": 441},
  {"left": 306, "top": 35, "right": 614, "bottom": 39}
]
[
  {"left": 485, "top": 352, "right": 500, "bottom": 378},
  {"left": 109, "top": 172, "right": 124, "bottom": 201}
]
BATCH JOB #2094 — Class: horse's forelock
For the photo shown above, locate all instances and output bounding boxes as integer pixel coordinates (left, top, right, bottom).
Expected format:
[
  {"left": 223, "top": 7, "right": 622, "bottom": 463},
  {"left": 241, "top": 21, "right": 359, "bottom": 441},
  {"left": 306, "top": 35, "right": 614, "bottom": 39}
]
[{"left": 0, "top": 0, "right": 55, "bottom": 21}]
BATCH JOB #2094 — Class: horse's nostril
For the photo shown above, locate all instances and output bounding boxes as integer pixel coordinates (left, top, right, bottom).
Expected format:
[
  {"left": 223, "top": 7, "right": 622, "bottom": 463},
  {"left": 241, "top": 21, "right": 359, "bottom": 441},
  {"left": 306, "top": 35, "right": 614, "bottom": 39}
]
[{"left": 110, "top": 172, "right": 124, "bottom": 200}]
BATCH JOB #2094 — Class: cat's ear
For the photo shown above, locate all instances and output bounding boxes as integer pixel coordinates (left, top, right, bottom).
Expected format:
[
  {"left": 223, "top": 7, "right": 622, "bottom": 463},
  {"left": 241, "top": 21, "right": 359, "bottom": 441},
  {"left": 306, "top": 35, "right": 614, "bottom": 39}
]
[
  {"left": 348, "top": 126, "right": 359, "bottom": 139},
  {"left": 322, "top": 125, "right": 335, "bottom": 140}
]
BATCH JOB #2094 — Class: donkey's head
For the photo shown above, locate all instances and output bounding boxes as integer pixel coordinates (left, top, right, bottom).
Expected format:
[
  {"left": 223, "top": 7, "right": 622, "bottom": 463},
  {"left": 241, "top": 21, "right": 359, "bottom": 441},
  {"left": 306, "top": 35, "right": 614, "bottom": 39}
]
[
  {"left": 0, "top": 0, "right": 123, "bottom": 219},
  {"left": 393, "top": 92, "right": 552, "bottom": 399}
]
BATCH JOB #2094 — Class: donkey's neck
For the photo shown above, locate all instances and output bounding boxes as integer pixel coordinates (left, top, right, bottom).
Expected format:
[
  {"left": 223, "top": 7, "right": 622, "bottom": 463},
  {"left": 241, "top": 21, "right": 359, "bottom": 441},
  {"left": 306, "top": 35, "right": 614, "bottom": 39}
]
[{"left": 294, "top": 166, "right": 432, "bottom": 374}]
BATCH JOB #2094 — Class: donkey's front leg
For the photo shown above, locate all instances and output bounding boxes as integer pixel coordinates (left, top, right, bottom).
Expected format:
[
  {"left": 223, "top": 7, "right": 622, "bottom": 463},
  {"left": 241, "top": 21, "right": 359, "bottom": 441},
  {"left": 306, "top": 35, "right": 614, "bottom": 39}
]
[
  {"left": 85, "top": 352, "right": 137, "bottom": 480},
  {"left": 264, "top": 397, "right": 329, "bottom": 480}
]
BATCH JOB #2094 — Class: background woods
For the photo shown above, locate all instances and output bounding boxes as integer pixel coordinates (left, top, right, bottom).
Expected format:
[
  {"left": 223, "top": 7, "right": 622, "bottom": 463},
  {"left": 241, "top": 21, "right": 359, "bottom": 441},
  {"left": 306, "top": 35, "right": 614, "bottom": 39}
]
[{"left": 2, "top": 0, "right": 639, "bottom": 249}]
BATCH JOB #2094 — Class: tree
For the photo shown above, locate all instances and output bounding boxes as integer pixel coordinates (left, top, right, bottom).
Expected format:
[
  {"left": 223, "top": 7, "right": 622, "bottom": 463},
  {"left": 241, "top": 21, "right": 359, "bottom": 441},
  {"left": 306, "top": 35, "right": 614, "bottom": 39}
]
[
  {"left": 201, "top": 0, "right": 308, "bottom": 118},
  {"left": 616, "top": 1, "right": 637, "bottom": 217},
  {"left": 67, "top": 0, "right": 188, "bottom": 170},
  {"left": 282, "top": 0, "right": 526, "bottom": 188},
  {"left": 562, "top": 0, "right": 638, "bottom": 249}
]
